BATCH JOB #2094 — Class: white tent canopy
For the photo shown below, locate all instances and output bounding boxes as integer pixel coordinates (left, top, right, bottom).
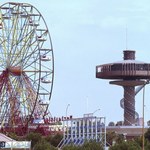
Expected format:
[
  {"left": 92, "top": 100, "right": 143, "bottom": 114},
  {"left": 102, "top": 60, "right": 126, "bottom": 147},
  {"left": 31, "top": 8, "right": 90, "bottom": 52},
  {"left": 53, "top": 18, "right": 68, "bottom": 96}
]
[{"left": 0, "top": 133, "right": 15, "bottom": 142}]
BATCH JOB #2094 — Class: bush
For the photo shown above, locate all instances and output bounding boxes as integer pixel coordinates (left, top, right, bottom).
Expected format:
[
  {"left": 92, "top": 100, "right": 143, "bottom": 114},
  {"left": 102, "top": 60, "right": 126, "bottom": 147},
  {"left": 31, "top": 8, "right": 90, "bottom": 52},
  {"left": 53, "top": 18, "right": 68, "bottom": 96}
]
[
  {"left": 145, "top": 128, "right": 150, "bottom": 142},
  {"left": 26, "top": 132, "right": 42, "bottom": 148},
  {"left": 33, "top": 139, "right": 57, "bottom": 150},
  {"left": 62, "top": 140, "right": 104, "bottom": 150},
  {"left": 81, "top": 140, "right": 104, "bottom": 150},
  {"left": 50, "top": 133, "right": 63, "bottom": 147},
  {"left": 63, "top": 144, "right": 81, "bottom": 150},
  {"left": 109, "top": 141, "right": 141, "bottom": 150}
]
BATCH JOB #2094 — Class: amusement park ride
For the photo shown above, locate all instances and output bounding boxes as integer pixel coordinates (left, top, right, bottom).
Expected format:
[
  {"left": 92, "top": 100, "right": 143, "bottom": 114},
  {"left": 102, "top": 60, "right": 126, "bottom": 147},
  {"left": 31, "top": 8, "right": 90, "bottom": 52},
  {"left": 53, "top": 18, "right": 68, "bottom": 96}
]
[{"left": 0, "top": 2, "right": 55, "bottom": 135}]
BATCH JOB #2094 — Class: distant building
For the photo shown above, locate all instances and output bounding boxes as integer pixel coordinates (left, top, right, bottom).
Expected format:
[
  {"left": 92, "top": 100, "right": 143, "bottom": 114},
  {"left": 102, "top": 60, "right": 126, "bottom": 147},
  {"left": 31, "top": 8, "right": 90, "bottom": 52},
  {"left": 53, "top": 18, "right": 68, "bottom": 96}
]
[{"left": 57, "top": 113, "right": 106, "bottom": 149}]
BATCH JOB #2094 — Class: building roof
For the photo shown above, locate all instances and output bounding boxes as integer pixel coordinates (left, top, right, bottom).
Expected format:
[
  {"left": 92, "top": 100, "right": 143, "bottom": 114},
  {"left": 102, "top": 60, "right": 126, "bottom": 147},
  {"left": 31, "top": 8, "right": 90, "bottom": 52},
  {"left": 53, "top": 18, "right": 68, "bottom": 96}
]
[
  {"left": 0, "top": 133, "right": 15, "bottom": 142},
  {"left": 112, "top": 59, "right": 146, "bottom": 64}
]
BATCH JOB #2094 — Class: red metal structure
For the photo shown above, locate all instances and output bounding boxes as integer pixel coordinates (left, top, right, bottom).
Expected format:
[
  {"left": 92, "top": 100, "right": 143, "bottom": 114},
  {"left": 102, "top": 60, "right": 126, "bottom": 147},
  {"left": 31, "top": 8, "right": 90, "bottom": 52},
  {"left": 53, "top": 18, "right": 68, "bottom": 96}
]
[
  {"left": 96, "top": 50, "right": 150, "bottom": 125},
  {"left": 0, "top": 2, "right": 54, "bottom": 135}
]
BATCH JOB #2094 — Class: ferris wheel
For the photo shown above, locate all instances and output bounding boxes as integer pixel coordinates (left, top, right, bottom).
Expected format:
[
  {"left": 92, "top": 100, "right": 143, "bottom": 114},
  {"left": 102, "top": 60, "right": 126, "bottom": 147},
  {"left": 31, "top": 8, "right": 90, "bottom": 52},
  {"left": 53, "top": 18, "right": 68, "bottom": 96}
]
[{"left": 0, "top": 2, "right": 54, "bottom": 128}]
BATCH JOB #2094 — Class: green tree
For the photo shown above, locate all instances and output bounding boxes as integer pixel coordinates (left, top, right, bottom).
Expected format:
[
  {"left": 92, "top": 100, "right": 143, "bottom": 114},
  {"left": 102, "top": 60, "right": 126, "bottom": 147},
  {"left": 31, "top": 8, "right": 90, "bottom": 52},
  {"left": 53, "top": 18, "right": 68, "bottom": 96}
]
[
  {"left": 44, "top": 134, "right": 52, "bottom": 142},
  {"left": 26, "top": 132, "right": 42, "bottom": 148},
  {"left": 131, "top": 136, "right": 150, "bottom": 150},
  {"left": 106, "top": 131, "right": 117, "bottom": 146},
  {"left": 147, "top": 120, "right": 150, "bottom": 126},
  {"left": 34, "top": 139, "right": 57, "bottom": 150},
  {"left": 81, "top": 140, "right": 104, "bottom": 150},
  {"left": 115, "top": 134, "right": 124, "bottom": 143},
  {"left": 145, "top": 128, "right": 150, "bottom": 142},
  {"left": 50, "top": 133, "right": 63, "bottom": 147},
  {"left": 7, "top": 132, "right": 21, "bottom": 141},
  {"left": 108, "top": 122, "right": 115, "bottom": 126},
  {"left": 63, "top": 140, "right": 104, "bottom": 150},
  {"left": 145, "top": 141, "right": 150, "bottom": 150},
  {"left": 63, "top": 144, "right": 81, "bottom": 150},
  {"left": 116, "top": 121, "right": 124, "bottom": 126},
  {"left": 109, "top": 141, "right": 141, "bottom": 150}
]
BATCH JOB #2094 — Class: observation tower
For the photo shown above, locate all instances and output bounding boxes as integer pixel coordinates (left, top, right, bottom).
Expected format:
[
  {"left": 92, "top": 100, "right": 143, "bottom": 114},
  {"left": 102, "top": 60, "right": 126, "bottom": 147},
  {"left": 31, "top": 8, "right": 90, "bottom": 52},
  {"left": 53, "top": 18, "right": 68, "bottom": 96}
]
[{"left": 96, "top": 50, "right": 150, "bottom": 125}]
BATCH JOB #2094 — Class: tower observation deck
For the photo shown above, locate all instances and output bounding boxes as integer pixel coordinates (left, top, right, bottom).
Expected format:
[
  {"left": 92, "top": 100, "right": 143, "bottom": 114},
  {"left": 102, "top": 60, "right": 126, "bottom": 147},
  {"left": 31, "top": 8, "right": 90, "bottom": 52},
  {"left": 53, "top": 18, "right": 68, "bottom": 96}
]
[{"left": 96, "top": 50, "right": 150, "bottom": 125}]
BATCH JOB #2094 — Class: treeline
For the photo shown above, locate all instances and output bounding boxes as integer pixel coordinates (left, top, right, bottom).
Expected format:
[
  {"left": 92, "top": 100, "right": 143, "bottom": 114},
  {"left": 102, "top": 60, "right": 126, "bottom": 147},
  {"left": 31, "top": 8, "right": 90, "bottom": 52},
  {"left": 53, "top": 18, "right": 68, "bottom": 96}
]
[{"left": 7, "top": 128, "right": 150, "bottom": 150}]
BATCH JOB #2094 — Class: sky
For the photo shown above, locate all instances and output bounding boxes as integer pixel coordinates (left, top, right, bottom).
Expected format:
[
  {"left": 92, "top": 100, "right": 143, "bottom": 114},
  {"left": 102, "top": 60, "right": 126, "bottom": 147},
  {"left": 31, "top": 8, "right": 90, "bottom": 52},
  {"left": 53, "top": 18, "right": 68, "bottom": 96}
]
[{"left": 1, "top": 0, "right": 150, "bottom": 125}]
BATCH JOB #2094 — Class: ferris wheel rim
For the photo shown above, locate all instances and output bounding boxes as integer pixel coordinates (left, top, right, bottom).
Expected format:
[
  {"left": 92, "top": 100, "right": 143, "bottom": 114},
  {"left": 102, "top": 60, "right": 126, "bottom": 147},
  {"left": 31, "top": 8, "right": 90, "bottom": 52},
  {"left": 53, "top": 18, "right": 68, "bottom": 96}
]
[{"left": 0, "top": 2, "right": 54, "bottom": 127}]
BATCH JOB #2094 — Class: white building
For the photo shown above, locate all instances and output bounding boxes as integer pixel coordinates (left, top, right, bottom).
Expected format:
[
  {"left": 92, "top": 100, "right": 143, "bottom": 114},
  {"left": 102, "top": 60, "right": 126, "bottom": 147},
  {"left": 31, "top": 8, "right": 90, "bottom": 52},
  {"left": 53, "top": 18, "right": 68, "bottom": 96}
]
[{"left": 58, "top": 113, "right": 106, "bottom": 149}]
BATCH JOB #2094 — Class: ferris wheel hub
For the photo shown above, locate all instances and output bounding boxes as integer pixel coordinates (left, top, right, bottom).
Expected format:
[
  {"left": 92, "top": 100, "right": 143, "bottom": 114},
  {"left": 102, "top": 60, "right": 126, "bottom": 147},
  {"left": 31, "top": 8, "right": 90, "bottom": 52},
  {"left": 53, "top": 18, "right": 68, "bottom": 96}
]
[{"left": 8, "top": 66, "right": 22, "bottom": 76}]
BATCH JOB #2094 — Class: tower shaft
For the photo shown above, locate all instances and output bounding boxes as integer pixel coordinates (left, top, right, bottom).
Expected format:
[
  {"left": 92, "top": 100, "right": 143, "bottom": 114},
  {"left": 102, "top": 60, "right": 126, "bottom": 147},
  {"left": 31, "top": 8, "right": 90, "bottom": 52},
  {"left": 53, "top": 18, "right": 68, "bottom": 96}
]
[
  {"left": 124, "top": 86, "right": 135, "bottom": 125},
  {"left": 110, "top": 80, "right": 145, "bottom": 125}
]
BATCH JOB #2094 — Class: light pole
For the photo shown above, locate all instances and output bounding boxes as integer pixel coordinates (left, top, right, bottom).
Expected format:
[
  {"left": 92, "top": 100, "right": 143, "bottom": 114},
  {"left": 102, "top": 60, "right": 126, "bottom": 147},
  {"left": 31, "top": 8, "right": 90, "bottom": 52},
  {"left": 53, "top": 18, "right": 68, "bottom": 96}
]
[
  {"left": 66, "top": 104, "right": 70, "bottom": 118},
  {"left": 66, "top": 104, "right": 70, "bottom": 138},
  {"left": 92, "top": 108, "right": 100, "bottom": 116},
  {"left": 142, "top": 86, "right": 145, "bottom": 150}
]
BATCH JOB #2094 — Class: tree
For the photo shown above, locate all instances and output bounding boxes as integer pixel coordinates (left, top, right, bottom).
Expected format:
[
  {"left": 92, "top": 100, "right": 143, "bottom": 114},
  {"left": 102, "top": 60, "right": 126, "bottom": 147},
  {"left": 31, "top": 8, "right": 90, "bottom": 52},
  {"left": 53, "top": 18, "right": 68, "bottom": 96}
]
[
  {"left": 108, "top": 122, "right": 115, "bottom": 126},
  {"left": 26, "top": 132, "right": 42, "bottom": 148},
  {"left": 109, "top": 141, "right": 141, "bottom": 150},
  {"left": 147, "top": 120, "right": 150, "bottom": 126},
  {"left": 116, "top": 121, "right": 124, "bottom": 126},
  {"left": 145, "top": 128, "right": 150, "bottom": 142},
  {"left": 50, "top": 133, "right": 63, "bottom": 147},
  {"left": 62, "top": 140, "right": 104, "bottom": 150},
  {"left": 81, "top": 140, "right": 104, "bottom": 150},
  {"left": 33, "top": 139, "right": 57, "bottom": 150},
  {"left": 106, "top": 131, "right": 117, "bottom": 146},
  {"left": 145, "top": 142, "right": 150, "bottom": 150},
  {"left": 134, "top": 136, "right": 150, "bottom": 148},
  {"left": 115, "top": 134, "right": 124, "bottom": 143},
  {"left": 7, "top": 132, "right": 21, "bottom": 141},
  {"left": 63, "top": 145, "right": 81, "bottom": 150}
]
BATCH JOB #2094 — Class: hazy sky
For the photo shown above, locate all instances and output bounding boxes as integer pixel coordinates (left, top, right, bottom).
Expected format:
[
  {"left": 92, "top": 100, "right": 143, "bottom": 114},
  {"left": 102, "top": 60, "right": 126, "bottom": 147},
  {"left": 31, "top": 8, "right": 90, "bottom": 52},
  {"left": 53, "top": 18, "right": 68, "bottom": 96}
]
[{"left": 1, "top": 0, "right": 150, "bottom": 125}]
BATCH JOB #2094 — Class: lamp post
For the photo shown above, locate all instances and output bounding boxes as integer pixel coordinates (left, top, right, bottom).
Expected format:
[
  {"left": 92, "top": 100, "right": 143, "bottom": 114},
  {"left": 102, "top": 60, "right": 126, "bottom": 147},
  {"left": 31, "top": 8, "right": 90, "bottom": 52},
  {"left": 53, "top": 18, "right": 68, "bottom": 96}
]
[
  {"left": 142, "top": 86, "right": 145, "bottom": 150},
  {"left": 66, "top": 104, "right": 70, "bottom": 118},
  {"left": 92, "top": 108, "right": 100, "bottom": 116},
  {"left": 66, "top": 104, "right": 70, "bottom": 138}
]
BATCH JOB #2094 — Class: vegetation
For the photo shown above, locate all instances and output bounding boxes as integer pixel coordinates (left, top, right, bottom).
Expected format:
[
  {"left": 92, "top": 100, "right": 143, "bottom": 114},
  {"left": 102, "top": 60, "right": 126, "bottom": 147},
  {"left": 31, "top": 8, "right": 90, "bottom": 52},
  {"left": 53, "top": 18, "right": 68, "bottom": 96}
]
[
  {"left": 147, "top": 120, "right": 150, "bottom": 126},
  {"left": 62, "top": 140, "right": 104, "bottom": 150},
  {"left": 108, "top": 122, "right": 115, "bottom": 126},
  {"left": 33, "top": 139, "right": 57, "bottom": 150},
  {"left": 5, "top": 127, "right": 150, "bottom": 150},
  {"left": 116, "top": 121, "right": 124, "bottom": 126},
  {"left": 25, "top": 132, "right": 62, "bottom": 149},
  {"left": 106, "top": 131, "right": 117, "bottom": 146},
  {"left": 44, "top": 133, "right": 63, "bottom": 148},
  {"left": 109, "top": 128, "right": 150, "bottom": 150},
  {"left": 145, "top": 128, "right": 150, "bottom": 142},
  {"left": 109, "top": 140, "right": 141, "bottom": 150}
]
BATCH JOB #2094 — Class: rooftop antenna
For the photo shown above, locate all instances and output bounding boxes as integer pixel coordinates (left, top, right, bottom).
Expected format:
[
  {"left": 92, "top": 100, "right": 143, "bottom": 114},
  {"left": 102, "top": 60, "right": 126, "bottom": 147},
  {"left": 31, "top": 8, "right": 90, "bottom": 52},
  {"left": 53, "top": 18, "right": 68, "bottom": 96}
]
[
  {"left": 86, "top": 96, "right": 89, "bottom": 113},
  {"left": 126, "top": 25, "right": 128, "bottom": 50}
]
